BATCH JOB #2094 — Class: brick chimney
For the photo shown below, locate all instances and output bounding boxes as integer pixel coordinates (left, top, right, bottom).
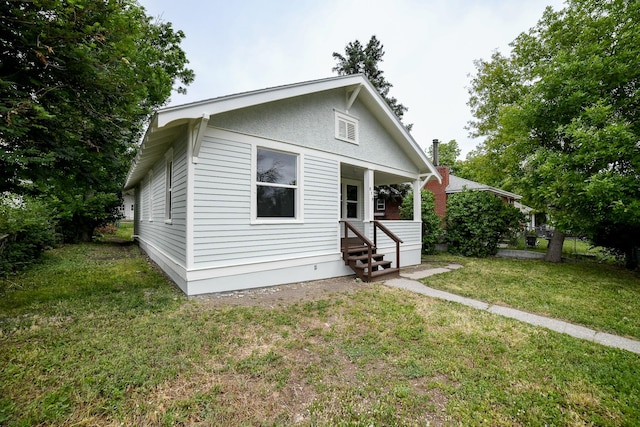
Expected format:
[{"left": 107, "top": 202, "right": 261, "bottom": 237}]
[{"left": 424, "top": 139, "right": 450, "bottom": 218}]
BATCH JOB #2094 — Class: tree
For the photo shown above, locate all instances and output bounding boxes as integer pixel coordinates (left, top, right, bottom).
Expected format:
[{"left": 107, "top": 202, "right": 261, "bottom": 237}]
[
  {"left": 454, "top": 146, "right": 520, "bottom": 194},
  {"left": 332, "top": 35, "right": 410, "bottom": 128},
  {"left": 426, "top": 139, "right": 461, "bottom": 171},
  {"left": 0, "top": 194, "right": 58, "bottom": 275},
  {"left": 445, "top": 190, "right": 524, "bottom": 258},
  {"left": 399, "top": 190, "right": 441, "bottom": 254},
  {"left": 1, "top": 0, "right": 194, "bottom": 241},
  {"left": 467, "top": 0, "right": 640, "bottom": 267}
]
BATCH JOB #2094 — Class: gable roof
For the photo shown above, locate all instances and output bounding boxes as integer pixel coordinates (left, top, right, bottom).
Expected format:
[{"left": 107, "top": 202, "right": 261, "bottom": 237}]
[
  {"left": 447, "top": 174, "right": 522, "bottom": 200},
  {"left": 124, "top": 75, "right": 440, "bottom": 190}
]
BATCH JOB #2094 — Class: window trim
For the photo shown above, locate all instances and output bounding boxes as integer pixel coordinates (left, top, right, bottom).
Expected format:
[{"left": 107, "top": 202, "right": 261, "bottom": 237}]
[
  {"left": 147, "top": 170, "right": 154, "bottom": 222},
  {"left": 334, "top": 110, "right": 359, "bottom": 145},
  {"left": 252, "top": 145, "right": 304, "bottom": 224},
  {"left": 376, "top": 198, "right": 386, "bottom": 211},
  {"left": 164, "top": 148, "right": 174, "bottom": 224}
]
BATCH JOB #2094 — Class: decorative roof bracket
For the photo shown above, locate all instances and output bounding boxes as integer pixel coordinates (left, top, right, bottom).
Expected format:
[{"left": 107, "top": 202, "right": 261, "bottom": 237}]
[
  {"left": 345, "top": 84, "right": 362, "bottom": 113},
  {"left": 191, "top": 114, "right": 209, "bottom": 163}
]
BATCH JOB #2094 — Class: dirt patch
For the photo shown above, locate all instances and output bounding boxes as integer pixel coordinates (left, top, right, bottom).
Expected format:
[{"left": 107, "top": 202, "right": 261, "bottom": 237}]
[
  {"left": 193, "top": 275, "right": 374, "bottom": 308},
  {"left": 191, "top": 263, "right": 446, "bottom": 309}
]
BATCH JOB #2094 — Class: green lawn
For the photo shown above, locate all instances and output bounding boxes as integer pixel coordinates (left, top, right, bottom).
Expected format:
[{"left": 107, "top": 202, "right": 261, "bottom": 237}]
[
  {"left": 115, "top": 220, "right": 134, "bottom": 241},
  {"left": 1, "top": 243, "right": 639, "bottom": 426},
  {"left": 423, "top": 253, "right": 640, "bottom": 340},
  {"left": 511, "top": 235, "right": 613, "bottom": 261}
]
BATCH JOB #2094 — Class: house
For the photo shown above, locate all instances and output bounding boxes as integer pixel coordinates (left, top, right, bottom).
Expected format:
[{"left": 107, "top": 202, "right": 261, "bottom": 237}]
[
  {"left": 123, "top": 75, "right": 441, "bottom": 295},
  {"left": 425, "top": 164, "right": 535, "bottom": 226},
  {"left": 423, "top": 140, "right": 535, "bottom": 229},
  {"left": 117, "top": 193, "right": 135, "bottom": 221}
]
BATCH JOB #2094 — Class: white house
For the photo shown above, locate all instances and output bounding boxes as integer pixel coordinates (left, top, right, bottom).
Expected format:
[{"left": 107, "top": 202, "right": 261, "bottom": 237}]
[
  {"left": 123, "top": 75, "right": 441, "bottom": 295},
  {"left": 118, "top": 193, "right": 135, "bottom": 221}
]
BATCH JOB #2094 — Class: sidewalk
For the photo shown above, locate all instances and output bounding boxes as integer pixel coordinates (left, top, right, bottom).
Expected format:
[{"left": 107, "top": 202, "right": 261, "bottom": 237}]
[{"left": 386, "top": 264, "right": 640, "bottom": 355}]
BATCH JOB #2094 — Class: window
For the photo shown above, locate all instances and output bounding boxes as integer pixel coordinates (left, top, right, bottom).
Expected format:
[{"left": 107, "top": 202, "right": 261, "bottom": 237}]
[
  {"left": 335, "top": 111, "right": 358, "bottom": 144},
  {"left": 147, "top": 170, "right": 154, "bottom": 222},
  {"left": 256, "top": 148, "right": 298, "bottom": 219},
  {"left": 376, "top": 198, "right": 385, "bottom": 211},
  {"left": 164, "top": 149, "right": 173, "bottom": 222}
]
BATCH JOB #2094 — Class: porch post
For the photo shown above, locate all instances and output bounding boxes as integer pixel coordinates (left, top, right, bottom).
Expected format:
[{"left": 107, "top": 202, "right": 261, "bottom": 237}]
[
  {"left": 413, "top": 179, "right": 422, "bottom": 221},
  {"left": 364, "top": 169, "right": 374, "bottom": 223}
]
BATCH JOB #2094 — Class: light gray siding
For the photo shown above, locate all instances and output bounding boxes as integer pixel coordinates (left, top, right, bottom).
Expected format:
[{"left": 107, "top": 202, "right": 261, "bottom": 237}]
[
  {"left": 192, "top": 135, "right": 339, "bottom": 268},
  {"left": 135, "top": 136, "right": 188, "bottom": 267},
  {"left": 209, "top": 89, "right": 419, "bottom": 173},
  {"left": 368, "top": 220, "right": 421, "bottom": 248}
]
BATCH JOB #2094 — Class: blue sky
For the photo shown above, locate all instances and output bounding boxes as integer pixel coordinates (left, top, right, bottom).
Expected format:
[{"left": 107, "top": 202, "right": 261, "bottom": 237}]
[{"left": 138, "top": 0, "right": 566, "bottom": 157}]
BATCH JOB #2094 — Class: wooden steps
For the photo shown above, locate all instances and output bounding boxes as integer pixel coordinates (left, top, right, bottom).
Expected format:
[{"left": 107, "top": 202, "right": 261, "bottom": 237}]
[{"left": 342, "top": 242, "right": 399, "bottom": 282}]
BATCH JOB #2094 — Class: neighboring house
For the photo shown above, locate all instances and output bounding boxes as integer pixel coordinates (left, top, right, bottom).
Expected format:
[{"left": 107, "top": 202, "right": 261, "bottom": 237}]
[
  {"left": 117, "top": 193, "right": 135, "bottom": 221},
  {"left": 425, "top": 161, "right": 536, "bottom": 229},
  {"left": 373, "top": 186, "right": 404, "bottom": 220},
  {"left": 123, "top": 75, "right": 441, "bottom": 295}
]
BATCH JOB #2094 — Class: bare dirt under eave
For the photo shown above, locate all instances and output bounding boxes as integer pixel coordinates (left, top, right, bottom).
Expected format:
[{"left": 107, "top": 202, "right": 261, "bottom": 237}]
[
  {"left": 191, "top": 262, "right": 441, "bottom": 309},
  {"left": 192, "top": 275, "right": 374, "bottom": 308}
]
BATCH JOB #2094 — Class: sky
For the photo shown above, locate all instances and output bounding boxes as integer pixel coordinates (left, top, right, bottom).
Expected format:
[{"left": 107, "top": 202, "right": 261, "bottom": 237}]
[{"left": 138, "top": 0, "right": 566, "bottom": 158}]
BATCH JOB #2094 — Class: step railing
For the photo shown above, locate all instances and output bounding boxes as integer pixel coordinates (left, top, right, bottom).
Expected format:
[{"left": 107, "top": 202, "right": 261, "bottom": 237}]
[
  {"left": 340, "top": 221, "right": 375, "bottom": 281},
  {"left": 340, "top": 220, "right": 403, "bottom": 281},
  {"left": 372, "top": 220, "right": 403, "bottom": 272}
]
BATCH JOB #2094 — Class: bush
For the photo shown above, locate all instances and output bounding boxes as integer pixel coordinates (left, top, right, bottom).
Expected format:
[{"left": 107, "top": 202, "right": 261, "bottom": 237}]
[
  {"left": 400, "top": 189, "right": 441, "bottom": 254},
  {"left": 445, "top": 190, "right": 524, "bottom": 257},
  {"left": 52, "top": 191, "right": 123, "bottom": 243},
  {"left": 0, "top": 194, "right": 59, "bottom": 275}
]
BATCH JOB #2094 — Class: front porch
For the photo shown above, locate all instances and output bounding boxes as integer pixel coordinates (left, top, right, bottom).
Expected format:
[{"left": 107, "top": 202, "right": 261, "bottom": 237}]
[{"left": 338, "top": 162, "right": 434, "bottom": 280}]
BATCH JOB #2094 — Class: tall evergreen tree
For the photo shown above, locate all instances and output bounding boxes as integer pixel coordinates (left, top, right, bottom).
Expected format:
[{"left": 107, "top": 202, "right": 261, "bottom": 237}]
[{"left": 332, "top": 35, "right": 410, "bottom": 128}]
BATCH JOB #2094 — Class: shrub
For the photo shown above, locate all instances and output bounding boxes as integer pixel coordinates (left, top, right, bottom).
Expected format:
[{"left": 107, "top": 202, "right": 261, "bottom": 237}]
[
  {"left": 53, "top": 191, "right": 123, "bottom": 243},
  {"left": 0, "top": 194, "right": 59, "bottom": 275},
  {"left": 445, "top": 190, "right": 524, "bottom": 257},
  {"left": 400, "top": 190, "right": 441, "bottom": 254}
]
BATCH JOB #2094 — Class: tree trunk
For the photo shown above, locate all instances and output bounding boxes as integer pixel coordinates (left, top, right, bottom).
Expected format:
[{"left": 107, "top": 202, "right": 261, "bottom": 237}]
[{"left": 544, "top": 230, "right": 566, "bottom": 263}]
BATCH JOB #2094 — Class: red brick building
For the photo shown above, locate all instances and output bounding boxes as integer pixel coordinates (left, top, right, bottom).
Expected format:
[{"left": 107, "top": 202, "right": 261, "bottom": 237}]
[{"left": 424, "top": 165, "right": 451, "bottom": 218}]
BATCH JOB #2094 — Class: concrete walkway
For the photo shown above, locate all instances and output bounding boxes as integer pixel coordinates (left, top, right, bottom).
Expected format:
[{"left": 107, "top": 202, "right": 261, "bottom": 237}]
[{"left": 387, "top": 265, "right": 640, "bottom": 355}]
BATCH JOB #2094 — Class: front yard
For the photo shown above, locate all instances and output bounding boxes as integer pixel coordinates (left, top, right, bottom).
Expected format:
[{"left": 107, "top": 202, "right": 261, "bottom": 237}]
[{"left": 1, "top": 242, "right": 639, "bottom": 425}]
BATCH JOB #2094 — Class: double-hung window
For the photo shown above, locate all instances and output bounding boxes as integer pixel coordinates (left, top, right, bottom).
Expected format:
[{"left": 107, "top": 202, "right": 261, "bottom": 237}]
[{"left": 256, "top": 148, "right": 299, "bottom": 220}]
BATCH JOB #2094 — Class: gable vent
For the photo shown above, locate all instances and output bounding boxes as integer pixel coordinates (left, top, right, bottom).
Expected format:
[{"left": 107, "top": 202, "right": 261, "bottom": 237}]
[{"left": 335, "top": 111, "right": 359, "bottom": 144}]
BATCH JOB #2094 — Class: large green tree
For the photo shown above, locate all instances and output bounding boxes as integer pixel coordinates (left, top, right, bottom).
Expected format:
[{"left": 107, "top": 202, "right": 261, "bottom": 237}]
[
  {"left": 332, "top": 35, "right": 410, "bottom": 128},
  {"left": 426, "top": 139, "right": 461, "bottom": 171},
  {"left": 467, "top": 0, "right": 640, "bottom": 267},
  {"left": 1, "top": 0, "right": 194, "bottom": 241}
]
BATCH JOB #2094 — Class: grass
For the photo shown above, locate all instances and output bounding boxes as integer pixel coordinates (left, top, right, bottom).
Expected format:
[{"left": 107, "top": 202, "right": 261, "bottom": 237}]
[
  {"left": 115, "top": 220, "right": 134, "bottom": 241},
  {"left": 423, "top": 253, "right": 640, "bottom": 340},
  {"left": 510, "top": 235, "right": 614, "bottom": 261},
  {"left": 1, "top": 243, "right": 639, "bottom": 425}
]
